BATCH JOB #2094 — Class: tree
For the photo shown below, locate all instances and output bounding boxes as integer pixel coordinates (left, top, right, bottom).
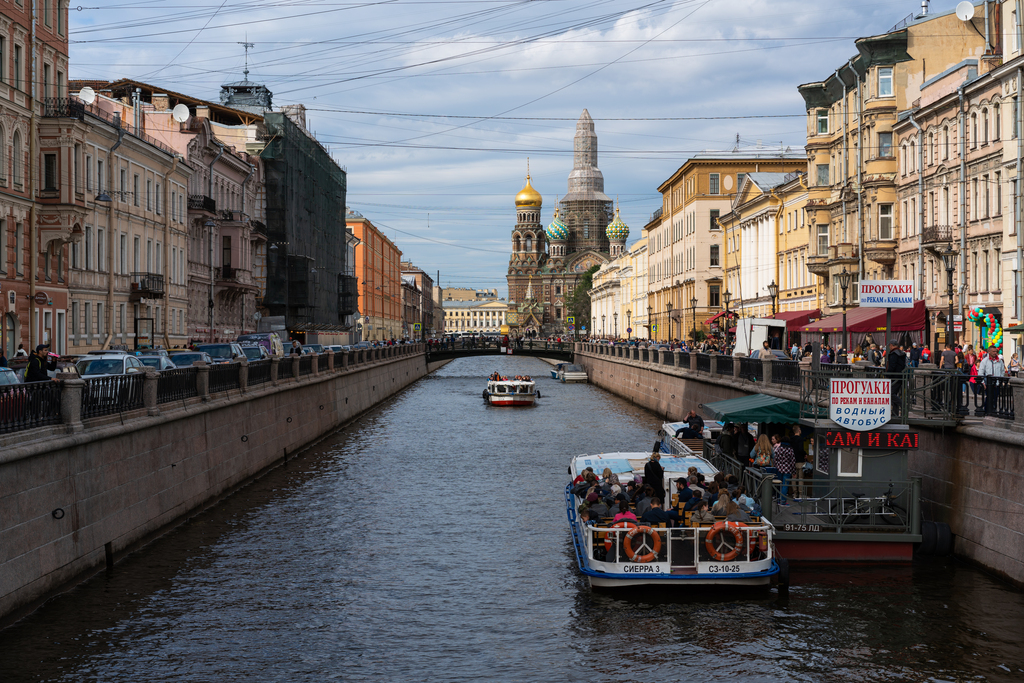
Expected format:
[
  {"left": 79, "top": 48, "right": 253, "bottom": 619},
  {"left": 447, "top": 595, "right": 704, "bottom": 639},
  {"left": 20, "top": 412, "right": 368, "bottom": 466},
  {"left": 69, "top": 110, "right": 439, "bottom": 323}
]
[{"left": 564, "top": 265, "right": 600, "bottom": 334}]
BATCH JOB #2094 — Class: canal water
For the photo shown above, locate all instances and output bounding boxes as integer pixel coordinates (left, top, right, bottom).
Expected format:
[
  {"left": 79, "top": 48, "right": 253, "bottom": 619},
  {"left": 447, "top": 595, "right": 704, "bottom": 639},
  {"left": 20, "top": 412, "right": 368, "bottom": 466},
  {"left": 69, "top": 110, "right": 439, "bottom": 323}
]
[{"left": 3, "top": 356, "right": 1024, "bottom": 682}]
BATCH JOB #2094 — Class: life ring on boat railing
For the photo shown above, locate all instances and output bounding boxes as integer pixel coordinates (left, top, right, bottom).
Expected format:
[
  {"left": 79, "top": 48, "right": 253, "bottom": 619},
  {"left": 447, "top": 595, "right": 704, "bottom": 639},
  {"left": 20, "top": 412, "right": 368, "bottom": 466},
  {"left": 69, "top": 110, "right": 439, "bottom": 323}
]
[
  {"left": 705, "top": 521, "right": 745, "bottom": 562},
  {"left": 623, "top": 525, "right": 662, "bottom": 563},
  {"left": 603, "top": 521, "right": 638, "bottom": 552}
]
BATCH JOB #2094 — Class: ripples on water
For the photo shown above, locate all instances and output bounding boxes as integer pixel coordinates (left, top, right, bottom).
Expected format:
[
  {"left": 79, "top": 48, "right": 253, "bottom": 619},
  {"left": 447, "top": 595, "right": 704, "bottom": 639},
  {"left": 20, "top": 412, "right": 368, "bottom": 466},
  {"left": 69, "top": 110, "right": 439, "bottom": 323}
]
[{"left": 2, "top": 357, "right": 1023, "bottom": 682}]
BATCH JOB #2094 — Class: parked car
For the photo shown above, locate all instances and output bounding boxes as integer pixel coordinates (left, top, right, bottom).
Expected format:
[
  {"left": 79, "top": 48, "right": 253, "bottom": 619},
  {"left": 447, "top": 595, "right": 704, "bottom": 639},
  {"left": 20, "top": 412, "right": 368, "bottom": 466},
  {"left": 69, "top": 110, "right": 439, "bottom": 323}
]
[
  {"left": 194, "top": 343, "right": 246, "bottom": 364},
  {"left": 327, "top": 345, "right": 349, "bottom": 354},
  {"left": 236, "top": 332, "right": 285, "bottom": 357},
  {"left": 76, "top": 354, "right": 147, "bottom": 377},
  {"left": 304, "top": 344, "right": 325, "bottom": 355},
  {"left": 138, "top": 355, "right": 177, "bottom": 371},
  {"left": 167, "top": 351, "right": 213, "bottom": 367},
  {"left": 0, "top": 367, "right": 20, "bottom": 386},
  {"left": 239, "top": 344, "right": 270, "bottom": 362}
]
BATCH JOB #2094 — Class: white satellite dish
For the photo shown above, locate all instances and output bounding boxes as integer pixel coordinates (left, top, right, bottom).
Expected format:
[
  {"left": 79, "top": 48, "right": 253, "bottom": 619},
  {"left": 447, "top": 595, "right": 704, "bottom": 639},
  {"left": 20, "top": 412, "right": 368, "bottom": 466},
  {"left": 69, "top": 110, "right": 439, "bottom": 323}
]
[
  {"left": 956, "top": 1, "right": 975, "bottom": 22},
  {"left": 171, "top": 103, "right": 191, "bottom": 122},
  {"left": 78, "top": 86, "right": 95, "bottom": 104}
]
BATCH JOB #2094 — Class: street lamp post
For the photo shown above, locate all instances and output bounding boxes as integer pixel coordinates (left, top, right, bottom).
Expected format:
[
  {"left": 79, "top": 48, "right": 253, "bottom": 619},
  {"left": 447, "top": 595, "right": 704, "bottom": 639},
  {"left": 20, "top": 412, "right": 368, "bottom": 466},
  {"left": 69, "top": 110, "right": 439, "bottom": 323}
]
[
  {"left": 837, "top": 268, "right": 852, "bottom": 358},
  {"left": 613, "top": 312, "right": 618, "bottom": 338},
  {"left": 723, "top": 290, "right": 732, "bottom": 349},
  {"left": 647, "top": 305, "right": 653, "bottom": 340},
  {"left": 601, "top": 314, "right": 606, "bottom": 337},
  {"left": 768, "top": 279, "right": 778, "bottom": 316},
  {"left": 940, "top": 244, "right": 959, "bottom": 347},
  {"left": 690, "top": 296, "right": 698, "bottom": 342},
  {"left": 626, "top": 309, "right": 631, "bottom": 341},
  {"left": 665, "top": 301, "right": 673, "bottom": 342}
]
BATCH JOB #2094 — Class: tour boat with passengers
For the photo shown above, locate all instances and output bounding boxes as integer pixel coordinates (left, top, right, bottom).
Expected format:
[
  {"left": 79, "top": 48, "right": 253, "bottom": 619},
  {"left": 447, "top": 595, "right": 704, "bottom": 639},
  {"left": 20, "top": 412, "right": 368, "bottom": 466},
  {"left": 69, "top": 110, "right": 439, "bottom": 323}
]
[
  {"left": 567, "top": 451, "right": 784, "bottom": 589},
  {"left": 483, "top": 376, "right": 539, "bottom": 406}
]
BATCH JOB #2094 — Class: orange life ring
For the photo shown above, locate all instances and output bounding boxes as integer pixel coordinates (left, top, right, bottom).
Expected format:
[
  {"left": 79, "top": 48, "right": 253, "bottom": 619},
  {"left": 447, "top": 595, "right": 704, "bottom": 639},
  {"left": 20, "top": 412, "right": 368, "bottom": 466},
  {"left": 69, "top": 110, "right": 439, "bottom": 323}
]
[
  {"left": 705, "top": 521, "right": 745, "bottom": 562},
  {"left": 623, "top": 525, "right": 662, "bottom": 563},
  {"left": 604, "top": 521, "right": 638, "bottom": 552}
]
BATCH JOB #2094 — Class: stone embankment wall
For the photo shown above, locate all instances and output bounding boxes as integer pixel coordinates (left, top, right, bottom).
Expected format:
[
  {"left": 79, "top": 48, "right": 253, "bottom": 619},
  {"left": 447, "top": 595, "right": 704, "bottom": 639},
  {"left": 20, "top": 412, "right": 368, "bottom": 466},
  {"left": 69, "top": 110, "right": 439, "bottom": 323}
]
[
  {"left": 0, "top": 347, "right": 427, "bottom": 625},
  {"left": 574, "top": 343, "right": 1024, "bottom": 588}
]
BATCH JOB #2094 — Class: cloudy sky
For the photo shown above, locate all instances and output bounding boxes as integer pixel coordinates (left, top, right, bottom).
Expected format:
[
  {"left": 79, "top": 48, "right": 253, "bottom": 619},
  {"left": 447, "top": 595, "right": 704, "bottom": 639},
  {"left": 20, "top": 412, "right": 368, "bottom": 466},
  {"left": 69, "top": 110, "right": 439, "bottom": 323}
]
[{"left": 70, "top": 0, "right": 971, "bottom": 295}]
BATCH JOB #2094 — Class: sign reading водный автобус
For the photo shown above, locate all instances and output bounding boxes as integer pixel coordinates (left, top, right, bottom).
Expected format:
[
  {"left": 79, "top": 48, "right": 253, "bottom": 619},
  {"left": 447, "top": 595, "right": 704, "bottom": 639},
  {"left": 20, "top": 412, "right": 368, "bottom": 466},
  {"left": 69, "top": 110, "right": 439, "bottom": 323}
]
[
  {"left": 830, "top": 378, "right": 891, "bottom": 431},
  {"left": 858, "top": 280, "right": 915, "bottom": 308}
]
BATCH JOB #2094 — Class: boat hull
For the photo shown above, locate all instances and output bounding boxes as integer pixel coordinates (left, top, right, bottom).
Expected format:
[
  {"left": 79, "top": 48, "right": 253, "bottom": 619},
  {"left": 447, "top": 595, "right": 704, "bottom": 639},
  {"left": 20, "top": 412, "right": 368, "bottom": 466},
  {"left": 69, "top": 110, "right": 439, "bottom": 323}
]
[
  {"left": 588, "top": 572, "right": 775, "bottom": 588},
  {"left": 487, "top": 396, "right": 536, "bottom": 406}
]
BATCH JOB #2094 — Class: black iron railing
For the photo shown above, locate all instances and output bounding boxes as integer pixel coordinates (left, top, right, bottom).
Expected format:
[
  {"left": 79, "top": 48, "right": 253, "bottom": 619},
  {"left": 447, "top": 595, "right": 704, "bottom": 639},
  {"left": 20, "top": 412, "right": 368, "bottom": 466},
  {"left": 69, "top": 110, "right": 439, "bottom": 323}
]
[
  {"left": 188, "top": 194, "right": 216, "bottom": 213},
  {"left": 217, "top": 266, "right": 237, "bottom": 281},
  {"left": 131, "top": 272, "right": 165, "bottom": 296},
  {"left": 771, "top": 359, "right": 800, "bottom": 386},
  {"left": 0, "top": 381, "right": 62, "bottom": 433},
  {"left": 738, "top": 357, "right": 762, "bottom": 382},
  {"left": 157, "top": 367, "right": 198, "bottom": 403},
  {"left": 299, "top": 356, "right": 313, "bottom": 376},
  {"left": 82, "top": 374, "right": 145, "bottom": 419},
  {"left": 921, "top": 224, "right": 954, "bottom": 244},
  {"left": 695, "top": 353, "right": 711, "bottom": 373},
  {"left": 317, "top": 354, "right": 329, "bottom": 372},
  {"left": 800, "top": 368, "right": 964, "bottom": 424},
  {"left": 248, "top": 359, "right": 271, "bottom": 385},
  {"left": 43, "top": 97, "right": 85, "bottom": 119},
  {"left": 679, "top": 351, "right": 690, "bottom": 368},
  {"left": 716, "top": 355, "right": 733, "bottom": 376},
  {"left": 208, "top": 363, "right": 241, "bottom": 393},
  {"left": 969, "top": 376, "right": 1014, "bottom": 419}
]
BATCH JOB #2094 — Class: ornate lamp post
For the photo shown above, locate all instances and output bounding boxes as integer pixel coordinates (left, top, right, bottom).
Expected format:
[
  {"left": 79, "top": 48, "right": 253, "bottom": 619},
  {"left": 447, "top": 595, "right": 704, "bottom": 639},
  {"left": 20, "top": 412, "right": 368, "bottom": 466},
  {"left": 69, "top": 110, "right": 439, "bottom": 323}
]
[
  {"left": 613, "top": 311, "right": 618, "bottom": 338},
  {"left": 690, "top": 295, "right": 698, "bottom": 341},
  {"left": 723, "top": 290, "right": 732, "bottom": 348},
  {"left": 665, "top": 301, "right": 673, "bottom": 342},
  {"left": 647, "top": 305, "right": 653, "bottom": 340},
  {"left": 626, "top": 309, "right": 631, "bottom": 341},
  {"left": 940, "top": 244, "right": 959, "bottom": 346},
  {"left": 601, "top": 314, "right": 606, "bottom": 337},
  {"left": 768, "top": 279, "right": 778, "bottom": 316},
  {"left": 836, "top": 268, "right": 852, "bottom": 356}
]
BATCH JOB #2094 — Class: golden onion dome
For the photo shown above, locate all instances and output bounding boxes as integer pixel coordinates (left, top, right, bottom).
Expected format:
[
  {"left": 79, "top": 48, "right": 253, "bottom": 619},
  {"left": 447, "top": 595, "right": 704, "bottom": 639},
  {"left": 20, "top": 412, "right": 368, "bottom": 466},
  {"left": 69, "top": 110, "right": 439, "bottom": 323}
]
[{"left": 515, "top": 175, "right": 543, "bottom": 207}]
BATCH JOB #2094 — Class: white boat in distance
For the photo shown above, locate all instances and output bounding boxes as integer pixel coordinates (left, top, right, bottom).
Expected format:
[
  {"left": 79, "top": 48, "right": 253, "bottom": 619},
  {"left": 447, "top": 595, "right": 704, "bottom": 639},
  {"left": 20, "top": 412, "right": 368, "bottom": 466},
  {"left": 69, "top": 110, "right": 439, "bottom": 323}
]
[
  {"left": 483, "top": 378, "right": 539, "bottom": 406},
  {"left": 558, "top": 364, "right": 588, "bottom": 383},
  {"left": 567, "top": 451, "right": 783, "bottom": 589}
]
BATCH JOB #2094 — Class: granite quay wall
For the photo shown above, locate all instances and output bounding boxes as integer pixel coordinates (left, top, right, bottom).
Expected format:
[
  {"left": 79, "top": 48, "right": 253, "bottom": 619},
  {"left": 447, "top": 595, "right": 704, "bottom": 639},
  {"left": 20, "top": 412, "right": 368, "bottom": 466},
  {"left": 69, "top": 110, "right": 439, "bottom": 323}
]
[
  {"left": 0, "top": 345, "right": 427, "bottom": 625},
  {"left": 574, "top": 343, "right": 1024, "bottom": 588}
]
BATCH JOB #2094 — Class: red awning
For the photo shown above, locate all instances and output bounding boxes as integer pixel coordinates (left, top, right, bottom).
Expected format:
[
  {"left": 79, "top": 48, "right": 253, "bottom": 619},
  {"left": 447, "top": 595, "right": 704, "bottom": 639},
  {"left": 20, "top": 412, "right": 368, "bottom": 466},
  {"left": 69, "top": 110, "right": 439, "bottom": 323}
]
[
  {"left": 706, "top": 310, "right": 734, "bottom": 324},
  {"left": 771, "top": 309, "right": 820, "bottom": 327},
  {"left": 798, "top": 300, "right": 926, "bottom": 333}
]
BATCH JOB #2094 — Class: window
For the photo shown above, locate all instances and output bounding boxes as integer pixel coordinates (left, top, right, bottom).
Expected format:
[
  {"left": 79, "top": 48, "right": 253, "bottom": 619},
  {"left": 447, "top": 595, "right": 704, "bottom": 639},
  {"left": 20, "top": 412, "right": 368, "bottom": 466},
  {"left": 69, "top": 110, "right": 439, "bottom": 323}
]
[
  {"left": 996, "top": 171, "right": 1002, "bottom": 215},
  {"left": 983, "top": 110, "right": 990, "bottom": 144},
  {"left": 816, "top": 163, "right": 829, "bottom": 186},
  {"left": 84, "top": 302, "right": 91, "bottom": 336},
  {"left": 97, "top": 229, "right": 104, "bottom": 272},
  {"left": 736, "top": 173, "right": 746, "bottom": 190},
  {"left": 15, "top": 223, "right": 22, "bottom": 274},
  {"left": 709, "top": 209, "right": 720, "bottom": 230},
  {"left": 43, "top": 154, "right": 57, "bottom": 191},
  {"left": 155, "top": 184, "right": 161, "bottom": 214},
  {"left": 971, "top": 113, "right": 978, "bottom": 148},
  {"left": 44, "top": 0, "right": 51, "bottom": 25},
  {"left": 878, "top": 132, "right": 892, "bottom": 158},
  {"left": 709, "top": 173, "right": 720, "bottom": 195},
  {"left": 84, "top": 226, "right": 92, "bottom": 270},
  {"left": 877, "top": 67, "right": 893, "bottom": 97},
  {"left": 97, "top": 160, "right": 103, "bottom": 192},
  {"left": 14, "top": 45, "right": 21, "bottom": 90},
  {"left": 120, "top": 234, "right": 127, "bottom": 274},
  {"left": 817, "top": 223, "right": 829, "bottom": 255},
  {"left": 58, "top": 1, "right": 64, "bottom": 35},
  {"left": 71, "top": 302, "right": 79, "bottom": 341},
  {"left": 817, "top": 110, "right": 828, "bottom": 134},
  {"left": 146, "top": 179, "right": 152, "bottom": 211},
  {"left": 709, "top": 284, "right": 720, "bottom": 308},
  {"left": 43, "top": 64, "right": 49, "bottom": 99},
  {"left": 944, "top": 127, "right": 950, "bottom": 158},
  {"left": 133, "top": 174, "right": 139, "bottom": 206},
  {"left": 120, "top": 168, "right": 127, "bottom": 199},
  {"left": 710, "top": 244, "right": 720, "bottom": 267},
  {"left": 879, "top": 204, "right": 893, "bottom": 240},
  {"left": 12, "top": 132, "right": 21, "bottom": 185},
  {"left": 995, "top": 103, "right": 1001, "bottom": 141},
  {"left": 171, "top": 191, "right": 176, "bottom": 221},
  {"left": 57, "top": 70, "right": 64, "bottom": 98},
  {"left": 0, "top": 220, "right": 5, "bottom": 273},
  {"left": 0, "top": 37, "right": 5, "bottom": 84}
]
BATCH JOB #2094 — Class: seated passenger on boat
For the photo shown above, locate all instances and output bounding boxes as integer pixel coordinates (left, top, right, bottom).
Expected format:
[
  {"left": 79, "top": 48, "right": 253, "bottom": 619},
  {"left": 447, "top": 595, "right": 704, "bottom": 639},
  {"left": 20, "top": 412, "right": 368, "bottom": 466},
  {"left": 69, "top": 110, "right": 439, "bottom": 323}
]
[
  {"left": 675, "top": 479, "right": 693, "bottom": 506},
  {"left": 675, "top": 410, "right": 705, "bottom": 438},
  {"left": 572, "top": 467, "right": 595, "bottom": 485},
  {"left": 725, "top": 498, "right": 752, "bottom": 524},
  {"left": 712, "top": 491, "right": 731, "bottom": 515},
  {"left": 689, "top": 499, "right": 715, "bottom": 526},
  {"left": 683, "top": 488, "right": 704, "bottom": 512},
  {"left": 640, "top": 498, "right": 680, "bottom": 527},
  {"left": 634, "top": 486, "right": 654, "bottom": 517},
  {"left": 489, "top": 371, "right": 501, "bottom": 381},
  {"left": 586, "top": 492, "right": 609, "bottom": 518},
  {"left": 612, "top": 497, "right": 637, "bottom": 523}
]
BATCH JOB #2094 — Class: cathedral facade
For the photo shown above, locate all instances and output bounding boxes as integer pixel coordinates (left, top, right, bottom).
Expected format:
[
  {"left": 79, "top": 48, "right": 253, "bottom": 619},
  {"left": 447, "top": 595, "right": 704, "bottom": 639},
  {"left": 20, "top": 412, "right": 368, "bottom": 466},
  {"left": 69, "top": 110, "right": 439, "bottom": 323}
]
[{"left": 506, "top": 110, "right": 628, "bottom": 336}]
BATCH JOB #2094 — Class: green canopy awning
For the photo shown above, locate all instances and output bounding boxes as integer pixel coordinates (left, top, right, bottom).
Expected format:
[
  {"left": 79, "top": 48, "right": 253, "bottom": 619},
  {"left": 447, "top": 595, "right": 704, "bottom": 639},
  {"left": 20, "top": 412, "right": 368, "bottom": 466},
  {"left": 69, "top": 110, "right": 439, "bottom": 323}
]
[
  {"left": 1006, "top": 323, "right": 1024, "bottom": 333},
  {"left": 700, "top": 394, "right": 803, "bottom": 424}
]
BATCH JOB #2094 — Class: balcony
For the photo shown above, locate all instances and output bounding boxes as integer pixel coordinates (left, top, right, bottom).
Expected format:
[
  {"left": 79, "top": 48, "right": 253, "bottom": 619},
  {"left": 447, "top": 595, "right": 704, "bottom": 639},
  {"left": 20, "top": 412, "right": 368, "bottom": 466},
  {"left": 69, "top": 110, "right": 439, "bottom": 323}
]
[
  {"left": 42, "top": 97, "right": 85, "bottom": 120},
  {"left": 188, "top": 194, "right": 217, "bottom": 215},
  {"left": 864, "top": 238, "right": 898, "bottom": 266},
  {"left": 921, "top": 224, "right": 954, "bottom": 245},
  {"left": 216, "top": 266, "right": 254, "bottom": 288},
  {"left": 220, "top": 209, "right": 248, "bottom": 223},
  {"left": 130, "top": 272, "right": 165, "bottom": 299}
]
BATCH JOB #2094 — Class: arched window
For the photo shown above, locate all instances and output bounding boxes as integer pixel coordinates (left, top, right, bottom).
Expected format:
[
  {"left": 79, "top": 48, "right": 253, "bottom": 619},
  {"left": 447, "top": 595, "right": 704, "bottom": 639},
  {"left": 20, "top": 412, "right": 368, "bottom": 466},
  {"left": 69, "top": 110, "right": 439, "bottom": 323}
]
[
  {"left": 0, "top": 126, "right": 6, "bottom": 183},
  {"left": 983, "top": 109, "right": 989, "bottom": 144},
  {"left": 971, "top": 112, "right": 978, "bottom": 147},
  {"left": 513, "top": 235, "right": 521, "bottom": 252},
  {"left": 525, "top": 236, "right": 533, "bottom": 252},
  {"left": 944, "top": 126, "right": 950, "bottom": 159},
  {"left": 12, "top": 131, "right": 22, "bottom": 185}
]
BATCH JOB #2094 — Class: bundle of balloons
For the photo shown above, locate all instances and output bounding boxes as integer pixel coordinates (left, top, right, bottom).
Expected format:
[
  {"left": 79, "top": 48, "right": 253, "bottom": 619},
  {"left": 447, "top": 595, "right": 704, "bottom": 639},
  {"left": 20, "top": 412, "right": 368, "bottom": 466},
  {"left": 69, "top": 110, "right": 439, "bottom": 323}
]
[{"left": 968, "top": 307, "right": 1003, "bottom": 350}]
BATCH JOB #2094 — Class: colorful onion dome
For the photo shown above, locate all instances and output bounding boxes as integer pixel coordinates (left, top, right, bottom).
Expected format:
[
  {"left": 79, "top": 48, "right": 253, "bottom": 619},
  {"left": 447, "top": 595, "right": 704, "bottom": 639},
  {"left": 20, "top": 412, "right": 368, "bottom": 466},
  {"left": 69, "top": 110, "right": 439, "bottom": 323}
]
[
  {"left": 515, "top": 175, "right": 543, "bottom": 208},
  {"left": 545, "top": 208, "right": 569, "bottom": 241},
  {"left": 606, "top": 208, "right": 629, "bottom": 242}
]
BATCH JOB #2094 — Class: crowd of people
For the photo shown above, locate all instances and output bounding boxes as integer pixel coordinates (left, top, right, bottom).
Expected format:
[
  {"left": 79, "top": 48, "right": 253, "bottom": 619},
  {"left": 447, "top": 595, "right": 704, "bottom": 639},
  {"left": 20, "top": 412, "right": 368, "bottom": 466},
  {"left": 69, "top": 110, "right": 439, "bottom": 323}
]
[
  {"left": 572, "top": 452, "right": 763, "bottom": 530},
  {"left": 487, "top": 371, "right": 533, "bottom": 381}
]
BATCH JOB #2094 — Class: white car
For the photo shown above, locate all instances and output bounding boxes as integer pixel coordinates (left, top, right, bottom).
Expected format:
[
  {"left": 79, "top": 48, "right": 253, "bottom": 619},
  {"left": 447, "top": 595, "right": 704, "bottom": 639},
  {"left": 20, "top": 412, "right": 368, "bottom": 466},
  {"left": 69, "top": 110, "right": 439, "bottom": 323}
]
[{"left": 76, "top": 353, "right": 147, "bottom": 377}]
